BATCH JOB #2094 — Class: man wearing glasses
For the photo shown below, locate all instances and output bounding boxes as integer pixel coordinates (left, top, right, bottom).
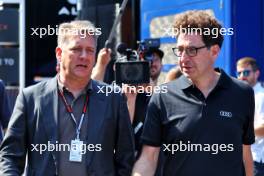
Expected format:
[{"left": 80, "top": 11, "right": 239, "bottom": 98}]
[
  {"left": 237, "top": 57, "right": 264, "bottom": 176},
  {"left": 133, "top": 10, "right": 255, "bottom": 176}
]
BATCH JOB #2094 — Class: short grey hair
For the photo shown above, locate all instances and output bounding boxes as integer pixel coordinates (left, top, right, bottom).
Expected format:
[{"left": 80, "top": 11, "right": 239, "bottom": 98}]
[{"left": 57, "top": 20, "right": 98, "bottom": 47}]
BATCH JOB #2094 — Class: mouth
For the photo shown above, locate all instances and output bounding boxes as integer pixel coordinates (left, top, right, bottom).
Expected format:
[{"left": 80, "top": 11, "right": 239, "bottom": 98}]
[
  {"left": 76, "top": 64, "right": 88, "bottom": 68},
  {"left": 181, "top": 66, "right": 193, "bottom": 74},
  {"left": 151, "top": 67, "right": 157, "bottom": 71},
  {"left": 241, "top": 78, "right": 248, "bottom": 82},
  {"left": 182, "top": 66, "right": 192, "bottom": 70}
]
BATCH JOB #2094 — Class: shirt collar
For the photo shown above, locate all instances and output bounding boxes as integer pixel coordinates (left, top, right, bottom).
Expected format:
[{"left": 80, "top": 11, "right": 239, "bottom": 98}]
[
  {"left": 253, "top": 82, "right": 263, "bottom": 93},
  {"left": 178, "top": 68, "right": 231, "bottom": 90},
  {"left": 214, "top": 68, "right": 231, "bottom": 89},
  {"left": 57, "top": 75, "right": 93, "bottom": 94}
]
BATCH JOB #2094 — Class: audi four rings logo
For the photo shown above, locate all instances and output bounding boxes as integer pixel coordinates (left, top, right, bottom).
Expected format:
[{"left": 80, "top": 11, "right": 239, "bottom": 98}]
[{"left": 220, "top": 111, "right": 232, "bottom": 118}]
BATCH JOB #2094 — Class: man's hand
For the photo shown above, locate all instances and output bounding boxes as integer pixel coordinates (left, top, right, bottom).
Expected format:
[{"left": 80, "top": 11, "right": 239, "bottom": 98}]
[
  {"left": 97, "top": 48, "right": 111, "bottom": 67},
  {"left": 91, "top": 48, "right": 111, "bottom": 81}
]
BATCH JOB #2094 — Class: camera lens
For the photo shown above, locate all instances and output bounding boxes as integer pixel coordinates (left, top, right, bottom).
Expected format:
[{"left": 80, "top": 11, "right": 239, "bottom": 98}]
[{"left": 122, "top": 64, "right": 143, "bottom": 81}]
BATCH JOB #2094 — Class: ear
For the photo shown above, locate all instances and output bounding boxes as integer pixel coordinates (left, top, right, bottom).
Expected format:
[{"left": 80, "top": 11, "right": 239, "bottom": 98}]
[
  {"left": 56, "top": 47, "right": 62, "bottom": 63},
  {"left": 255, "top": 69, "right": 260, "bottom": 78},
  {"left": 210, "top": 45, "right": 220, "bottom": 60}
]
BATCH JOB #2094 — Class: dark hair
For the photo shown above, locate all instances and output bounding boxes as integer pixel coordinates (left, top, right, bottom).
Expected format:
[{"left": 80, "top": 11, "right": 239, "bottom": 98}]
[{"left": 173, "top": 10, "right": 224, "bottom": 48}]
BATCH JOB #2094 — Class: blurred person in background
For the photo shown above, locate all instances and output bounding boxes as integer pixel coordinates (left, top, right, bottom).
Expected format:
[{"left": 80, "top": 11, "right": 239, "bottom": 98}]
[
  {"left": 237, "top": 57, "right": 264, "bottom": 176},
  {"left": 164, "top": 66, "right": 182, "bottom": 83}
]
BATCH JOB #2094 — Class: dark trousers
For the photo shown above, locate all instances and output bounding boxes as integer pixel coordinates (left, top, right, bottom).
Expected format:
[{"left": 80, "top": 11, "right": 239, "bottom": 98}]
[{"left": 254, "top": 161, "right": 264, "bottom": 176}]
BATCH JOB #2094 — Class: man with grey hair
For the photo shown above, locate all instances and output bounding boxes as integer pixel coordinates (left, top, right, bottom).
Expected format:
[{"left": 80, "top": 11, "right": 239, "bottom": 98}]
[{"left": 0, "top": 20, "right": 135, "bottom": 176}]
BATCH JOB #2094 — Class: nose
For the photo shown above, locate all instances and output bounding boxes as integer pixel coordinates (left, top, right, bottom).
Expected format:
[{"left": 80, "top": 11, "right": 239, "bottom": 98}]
[
  {"left": 180, "top": 50, "right": 190, "bottom": 62},
  {"left": 151, "top": 59, "right": 158, "bottom": 66},
  {"left": 79, "top": 49, "right": 88, "bottom": 59}
]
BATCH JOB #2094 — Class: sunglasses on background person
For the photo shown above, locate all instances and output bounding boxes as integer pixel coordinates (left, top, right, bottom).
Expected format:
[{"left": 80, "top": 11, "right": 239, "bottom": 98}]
[{"left": 236, "top": 70, "right": 254, "bottom": 77}]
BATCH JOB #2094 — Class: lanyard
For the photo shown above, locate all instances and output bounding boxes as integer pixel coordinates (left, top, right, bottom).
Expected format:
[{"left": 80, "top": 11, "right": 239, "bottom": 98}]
[{"left": 58, "top": 89, "right": 89, "bottom": 140}]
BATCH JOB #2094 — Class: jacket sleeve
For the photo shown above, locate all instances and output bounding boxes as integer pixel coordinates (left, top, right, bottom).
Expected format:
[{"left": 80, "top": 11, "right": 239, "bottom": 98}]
[
  {"left": 0, "top": 91, "right": 27, "bottom": 175},
  {"left": 0, "top": 80, "right": 11, "bottom": 130},
  {"left": 114, "top": 94, "right": 135, "bottom": 176}
]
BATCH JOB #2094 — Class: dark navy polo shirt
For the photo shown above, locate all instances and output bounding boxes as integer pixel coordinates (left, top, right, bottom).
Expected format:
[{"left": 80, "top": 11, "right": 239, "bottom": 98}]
[{"left": 141, "top": 69, "right": 255, "bottom": 176}]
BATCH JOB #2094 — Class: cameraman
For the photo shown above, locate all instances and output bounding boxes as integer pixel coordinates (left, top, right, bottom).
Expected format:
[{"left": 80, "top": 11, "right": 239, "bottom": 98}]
[
  {"left": 91, "top": 46, "right": 164, "bottom": 145},
  {"left": 147, "top": 48, "right": 163, "bottom": 86},
  {"left": 130, "top": 48, "right": 163, "bottom": 153},
  {"left": 92, "top": 46, "right": 164, "bottom": 175}
]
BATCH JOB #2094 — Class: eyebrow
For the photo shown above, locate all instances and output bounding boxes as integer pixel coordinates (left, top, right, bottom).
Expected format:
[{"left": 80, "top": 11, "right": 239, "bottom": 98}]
[{"left": 176, "top": 45, "right": 201, "bottom": 48}]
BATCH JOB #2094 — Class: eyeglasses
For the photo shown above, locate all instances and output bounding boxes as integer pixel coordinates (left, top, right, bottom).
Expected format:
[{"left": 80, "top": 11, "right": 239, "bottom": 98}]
[
  {"left": 172, "top": 45, "right": 208, "bottom": 57},
  {"left": 236, "top": 70, "right": 253, "bottom": 77}
]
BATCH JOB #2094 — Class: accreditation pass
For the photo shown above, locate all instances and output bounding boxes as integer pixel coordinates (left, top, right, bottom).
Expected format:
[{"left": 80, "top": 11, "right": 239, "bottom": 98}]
[{"left": 69, "top": 139, "right": 83, "bottom": 162}]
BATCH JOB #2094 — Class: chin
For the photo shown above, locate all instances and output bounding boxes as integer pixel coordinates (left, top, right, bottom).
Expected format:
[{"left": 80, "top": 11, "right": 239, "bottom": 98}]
[
  {"left": 182, "top": 71, "right": 190, "bottom": 77},
  {"left": 183, "top": 72, "right": 197, "bottom": 81},
  {"left": 74, "top": 72, "right": 91, "bottom": 79}
]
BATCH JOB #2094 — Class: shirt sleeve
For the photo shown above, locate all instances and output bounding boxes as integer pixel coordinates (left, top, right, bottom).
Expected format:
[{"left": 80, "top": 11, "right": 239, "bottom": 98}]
[
  {"left": 141, "top": 93, "right": 162, "bottom": 147},
  {"left": 243, "top": 87, "right": 255, "bottom": 145},
  {"left": 254, "top": 92, "right": 264, "bottom": 125}
]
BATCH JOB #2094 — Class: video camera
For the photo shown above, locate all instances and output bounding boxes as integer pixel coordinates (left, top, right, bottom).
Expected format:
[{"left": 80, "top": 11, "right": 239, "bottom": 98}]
[{"left": 115, "top": 38, "right": 160, "bottom": 84}]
